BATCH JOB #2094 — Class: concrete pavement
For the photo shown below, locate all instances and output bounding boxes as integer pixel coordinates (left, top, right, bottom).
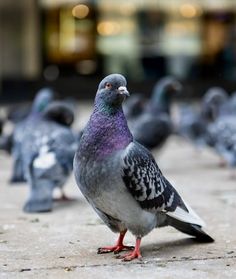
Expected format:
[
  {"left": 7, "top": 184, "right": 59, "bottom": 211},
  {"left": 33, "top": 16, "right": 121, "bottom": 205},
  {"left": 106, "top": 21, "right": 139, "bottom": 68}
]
[{"left": 0, "top": 103, "right": 236, "bottom": 278}]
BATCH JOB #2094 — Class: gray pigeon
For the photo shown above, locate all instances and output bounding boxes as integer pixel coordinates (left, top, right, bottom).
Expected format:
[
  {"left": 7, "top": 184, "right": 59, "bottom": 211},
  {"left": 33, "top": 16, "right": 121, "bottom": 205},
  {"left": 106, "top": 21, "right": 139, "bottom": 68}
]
[
  {"left": 149, "top": 76, "right": 182, "bottom": 114},
  {"left": 202, "top": 87, "right": 234, "bottom": 164},
  {"left": 73, "top": 74, "right": 214, "bottom": 261},
  {"left": 201, "top": 87, "right": 228, "bottom": 122},
  {"left": 177, "top": 104, "right": 207, "bottom": 147},
  {"left": 22, "top": 101, "right": 78, "bottom": 213},
  {"left": 128, "top": 76, "right": 182, "bottom": 150},
  {"left": 177, "top": 87, "right": 229, "bottom": 150},
  {"left": 10, "top": 88, "right": 54, "bottom": 183}
]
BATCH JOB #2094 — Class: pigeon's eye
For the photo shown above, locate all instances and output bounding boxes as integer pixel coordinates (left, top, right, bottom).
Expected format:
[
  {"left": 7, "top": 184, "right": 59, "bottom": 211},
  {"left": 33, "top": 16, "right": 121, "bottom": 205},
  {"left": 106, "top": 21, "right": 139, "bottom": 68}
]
[{"left": 105, "top": 83, "right": 112, "bottom": 89}]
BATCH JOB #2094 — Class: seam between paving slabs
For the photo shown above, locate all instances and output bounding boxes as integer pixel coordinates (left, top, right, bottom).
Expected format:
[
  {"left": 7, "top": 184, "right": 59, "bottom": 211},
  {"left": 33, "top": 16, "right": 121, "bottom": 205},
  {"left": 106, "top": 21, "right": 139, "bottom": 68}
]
[{"left": 2, "top": 255, "right": 236, "bottom": 273}]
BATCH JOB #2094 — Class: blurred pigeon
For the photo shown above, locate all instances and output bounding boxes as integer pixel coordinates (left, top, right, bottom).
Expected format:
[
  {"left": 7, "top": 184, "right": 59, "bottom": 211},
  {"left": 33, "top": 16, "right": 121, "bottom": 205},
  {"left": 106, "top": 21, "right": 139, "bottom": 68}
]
[
  {"left": 123, "top": 93, "right": 146, "bottom": 120},
  {"left": 177, "top": 87, "right": 228, "bottom": 149},
  {"left": 6, "top": 103, "right": 31, "bottom": 124},
  {"left": 176, "top": 104, "right": 206, "bottom": 147},
  {"left": 149, "top": 76, "right": 182, "bottom": 114},
  {"left": 74, "top": 74, "right": 214, "bottom": 261},
  {"left": 10, "top": 88, "right": 54, "bottom": 183},
  {"left": 201, "top": 87, "right": 236, "bottom": 167},
  {"left": 22, "top": 101, "right": 78, "bottom": 213},
  {"left": 201, "top": 87, "right": 228, "bottom": 122},
  {"left": 128, "top": 76, "right": 182, "bottom": 150},
  {"left": 206, "top": 115, "right": 236, "bottom": 168}
]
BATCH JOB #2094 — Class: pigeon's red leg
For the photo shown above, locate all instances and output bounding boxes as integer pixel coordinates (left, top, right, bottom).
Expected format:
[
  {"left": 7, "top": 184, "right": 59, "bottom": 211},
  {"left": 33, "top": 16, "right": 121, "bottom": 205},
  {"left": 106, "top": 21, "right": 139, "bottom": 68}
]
[
  {"left": 117, "top": 237, "right": 142, "bottom": 261},
  {"left": 97, "top": 230, "right": 134, "bottom": 254}
]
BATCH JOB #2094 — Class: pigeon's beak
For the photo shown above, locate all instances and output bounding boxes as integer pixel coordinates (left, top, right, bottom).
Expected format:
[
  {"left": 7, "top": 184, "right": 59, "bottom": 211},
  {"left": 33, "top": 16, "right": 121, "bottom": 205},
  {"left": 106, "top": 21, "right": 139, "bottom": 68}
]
[
  {"left": 172, "top": 81, "right": 182, "bottom": 93},
  {"left": 118, "top": 86, "right": 130, "bottom": 97}
]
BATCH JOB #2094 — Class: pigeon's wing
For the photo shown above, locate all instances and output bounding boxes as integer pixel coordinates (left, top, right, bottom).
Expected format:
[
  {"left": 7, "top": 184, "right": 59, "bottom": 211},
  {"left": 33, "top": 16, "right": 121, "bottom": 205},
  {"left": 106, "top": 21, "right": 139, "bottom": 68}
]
[
  {"left": 122, "top": 142, "right": 205, "bottom": 226},
  {"left": 122, "top": 142, "right": 185, "bottom": 212}
]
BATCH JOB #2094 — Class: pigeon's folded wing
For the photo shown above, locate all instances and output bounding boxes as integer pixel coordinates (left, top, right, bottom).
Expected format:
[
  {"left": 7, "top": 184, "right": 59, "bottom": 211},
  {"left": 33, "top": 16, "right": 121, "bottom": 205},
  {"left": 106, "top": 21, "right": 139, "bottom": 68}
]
[
  {"left": 122, "top": 141, "right": 206, "bottom": 227},
  {"left": 122, "top": 142, "right": 186, "bottom": 213}
]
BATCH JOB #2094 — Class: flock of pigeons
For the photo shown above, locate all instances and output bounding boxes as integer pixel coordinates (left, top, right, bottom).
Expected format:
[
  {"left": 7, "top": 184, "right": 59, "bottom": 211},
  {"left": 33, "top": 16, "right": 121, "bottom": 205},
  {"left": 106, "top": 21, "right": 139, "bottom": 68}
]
[{"left": 3, "top": 73, "right": 235, "bottom": 260}]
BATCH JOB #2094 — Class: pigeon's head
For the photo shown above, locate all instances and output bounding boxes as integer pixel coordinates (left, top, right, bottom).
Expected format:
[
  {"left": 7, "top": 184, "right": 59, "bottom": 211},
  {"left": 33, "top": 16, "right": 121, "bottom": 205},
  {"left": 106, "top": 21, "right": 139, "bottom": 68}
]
[
  {"left": 150, "top": 76, "right": 182, "bottom": 113},
  {"left": 43, "top": 101, "right": 74, "bottom": 126},
  {"left": 95, "top": 74, "right": 130, "bottom": 111},
  {"left": 32, "top": 87, "right": 55, "bottom": 113},
  {"left": 152, "top": 76, "right": 182, "bottom": 100},
  {"left": 202, "top": 87, "right": 228, "bottom": 121}
]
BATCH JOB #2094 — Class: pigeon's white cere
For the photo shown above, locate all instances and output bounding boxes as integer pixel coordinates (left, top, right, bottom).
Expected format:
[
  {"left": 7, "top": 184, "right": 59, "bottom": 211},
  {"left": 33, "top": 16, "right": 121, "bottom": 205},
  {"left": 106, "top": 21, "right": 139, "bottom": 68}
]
[{"left": 118, "top": 86, "right": 127, "bottom": 93}]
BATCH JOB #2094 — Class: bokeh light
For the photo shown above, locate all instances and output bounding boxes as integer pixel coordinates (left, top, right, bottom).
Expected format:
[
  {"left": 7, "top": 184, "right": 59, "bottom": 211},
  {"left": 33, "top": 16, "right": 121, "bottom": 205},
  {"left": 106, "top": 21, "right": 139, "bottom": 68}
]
[
  {"left": 180, "top": 4, "right": 197, "bottom": 18},
  {"left": 97, "top": 21, "right": 121, "bottom": 36},
  {"left": 72, "top": 4, "right": 89, "bottom": 19}
]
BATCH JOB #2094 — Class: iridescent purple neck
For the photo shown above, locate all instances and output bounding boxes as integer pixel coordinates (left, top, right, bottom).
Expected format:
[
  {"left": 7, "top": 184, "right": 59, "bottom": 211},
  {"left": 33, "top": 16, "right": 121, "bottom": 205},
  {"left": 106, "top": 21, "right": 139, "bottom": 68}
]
[{"left": 79, "top": 107, "right": 133, "bottom": 160}]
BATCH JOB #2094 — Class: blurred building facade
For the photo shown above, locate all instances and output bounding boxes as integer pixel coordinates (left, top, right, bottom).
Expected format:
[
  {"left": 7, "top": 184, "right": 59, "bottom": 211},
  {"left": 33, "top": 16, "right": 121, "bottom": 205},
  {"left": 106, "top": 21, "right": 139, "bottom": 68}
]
[{"left": 1, "top": 0, "right": 236, "bottom": 101}]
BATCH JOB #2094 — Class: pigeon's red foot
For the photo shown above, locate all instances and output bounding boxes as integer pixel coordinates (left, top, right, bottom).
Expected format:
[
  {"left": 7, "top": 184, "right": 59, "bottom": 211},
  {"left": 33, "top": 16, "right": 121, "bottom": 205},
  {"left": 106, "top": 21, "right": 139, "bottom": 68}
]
[
  {"left": 117, "top": 249, "right": 142, "bottom": 261},
  {"left": 116, "top": 237, "right": 142, "bottom": 261},
  {"left": 97, "top": 230, "right": 133, "bottom": 254},
  {"left": 97, "top": 244, "right": 134, "bottom": 254}
]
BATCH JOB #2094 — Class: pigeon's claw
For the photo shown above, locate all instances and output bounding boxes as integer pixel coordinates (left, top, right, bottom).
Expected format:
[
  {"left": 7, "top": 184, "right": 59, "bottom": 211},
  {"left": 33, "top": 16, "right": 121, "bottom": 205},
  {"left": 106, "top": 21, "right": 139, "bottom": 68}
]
[
  {"left": 118, "top": 250, "right": 142, "bottom": 261},
  {"left": 116, "top": 237, "right": 142, "bottom": 261},
  {"left": 97, "top": 244, "right": 134, "bottom": 254}
]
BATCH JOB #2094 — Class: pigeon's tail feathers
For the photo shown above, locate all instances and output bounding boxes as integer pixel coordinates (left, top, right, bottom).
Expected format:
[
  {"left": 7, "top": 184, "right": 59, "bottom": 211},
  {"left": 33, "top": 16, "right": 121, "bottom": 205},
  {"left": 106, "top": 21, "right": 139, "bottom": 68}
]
[
  {"left": 166, "top": 199, "right": 214, "bottom": 243},
  {"left": 166, "top": 199, "right": 205, "bottom": 227},
  {"left": 167, "top": 216, "right": 214, "bottom": 243}
]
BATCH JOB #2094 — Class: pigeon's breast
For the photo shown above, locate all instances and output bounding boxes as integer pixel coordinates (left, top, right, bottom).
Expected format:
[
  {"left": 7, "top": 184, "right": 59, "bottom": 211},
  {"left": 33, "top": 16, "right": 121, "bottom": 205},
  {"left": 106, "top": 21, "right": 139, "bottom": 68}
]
[{"left": 75, "top": 152, "right": 122, "bottom": 198}]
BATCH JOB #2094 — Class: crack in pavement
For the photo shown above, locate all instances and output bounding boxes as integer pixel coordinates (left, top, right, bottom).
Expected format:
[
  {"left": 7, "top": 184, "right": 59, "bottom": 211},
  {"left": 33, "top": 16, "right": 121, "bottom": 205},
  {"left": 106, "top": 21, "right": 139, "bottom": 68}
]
[{"left": 2, "top": 255, "right": 236, "bottom": 273}]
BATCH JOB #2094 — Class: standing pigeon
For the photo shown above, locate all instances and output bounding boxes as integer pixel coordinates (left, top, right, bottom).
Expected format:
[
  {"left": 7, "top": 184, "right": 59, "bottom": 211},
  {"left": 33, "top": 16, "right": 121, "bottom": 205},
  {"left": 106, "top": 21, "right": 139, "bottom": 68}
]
[
  {"left": 128, "top": 76, "right": 182, "bottom": 150},
  {"left": 176, "top": 87, "right": 227, "bottom": 148},
  {"left": 201, "top": 87, "right": 228, "bottom": 122},
  {"left": 10, "top": 88, "right": 54, "bottom": 183},
  {"left": 74, "top": 74, "right": 214, "bottom": 261},
  {"left": 22, "top": 101, "right": 78, "bottom": 213},
  {"left": 201, "top": 88, "right": 236, "bottom": 171}
]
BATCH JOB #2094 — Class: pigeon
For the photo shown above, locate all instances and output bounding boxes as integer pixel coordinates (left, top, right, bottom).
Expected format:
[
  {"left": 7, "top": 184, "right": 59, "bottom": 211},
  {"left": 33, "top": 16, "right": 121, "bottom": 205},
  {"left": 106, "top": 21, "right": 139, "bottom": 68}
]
[
  {"left": 73, "top": 74, "right": 214, "bottom": 261},
  {"left": 206, "top": 116, "right": 236, "bottom": 167},
  {"left": 10, "top": 88, "right": 54, "bottom": 183},
  {"left": 22, "top": 101, "right": 78, "bottom": 213},
  {"left": 123, "top": 93, "right": 146, "bottom": 121},
  {"left": 201, "top": 87, "right": 228, "bottom": 122},
  {"left": 176, "top": 103, "right": 207, "bottom": 147},
  {"left": 128, "top": 76, "right": 182, "bottom": 150},
  {"left": 202, "top": 88, "right": 232, "bottom": 160},
  {"left": 149, "top": 76, "right": 182, "bottom": 114},
  {"left": 177, "top": 87, "right": 229, "bottom": 150}
]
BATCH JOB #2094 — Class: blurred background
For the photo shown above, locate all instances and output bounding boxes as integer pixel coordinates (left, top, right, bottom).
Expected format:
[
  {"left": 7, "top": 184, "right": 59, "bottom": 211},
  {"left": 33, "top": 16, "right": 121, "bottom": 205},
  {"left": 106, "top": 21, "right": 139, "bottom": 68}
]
[{"left": 1, "top": 0, "right": 236, "bottom": 102}]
